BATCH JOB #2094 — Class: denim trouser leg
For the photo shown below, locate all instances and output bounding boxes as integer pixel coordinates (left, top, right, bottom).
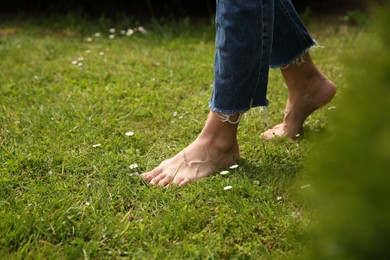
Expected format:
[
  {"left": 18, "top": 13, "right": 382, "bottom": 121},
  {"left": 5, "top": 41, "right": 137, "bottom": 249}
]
[
  {"left": 210, "top": 0, "right": 274, "bottom": 114},
  {"left": 209, "top": 0, "right": 316, "bottom": 114},
  {"left": 270, "top": 0, "right": 316, "bottom": 68}
]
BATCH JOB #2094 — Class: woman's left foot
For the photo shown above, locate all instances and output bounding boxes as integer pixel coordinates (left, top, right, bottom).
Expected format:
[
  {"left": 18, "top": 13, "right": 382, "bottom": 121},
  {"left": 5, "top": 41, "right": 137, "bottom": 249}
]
[
  {"left": 261, "top": 53, "right": 337, "bottom": 140},
  {"left": 261, "top": 76, "right": 336, "bottom": 140}
]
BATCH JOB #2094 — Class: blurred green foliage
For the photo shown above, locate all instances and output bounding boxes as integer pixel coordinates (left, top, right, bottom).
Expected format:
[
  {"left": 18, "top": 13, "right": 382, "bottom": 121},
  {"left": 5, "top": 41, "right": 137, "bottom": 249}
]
[
  {"left": 344, "top": 10, "right": 369, "bottom": 26},
  {"left": 303, "top": 4, "right": 390, "bottom": 259}
]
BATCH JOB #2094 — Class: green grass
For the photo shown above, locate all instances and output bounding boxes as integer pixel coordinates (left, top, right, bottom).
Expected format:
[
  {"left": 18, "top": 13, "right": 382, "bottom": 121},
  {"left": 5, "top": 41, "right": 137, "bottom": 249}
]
[{"left": 0, "top": 16, "right": 360, "bottom": 258}]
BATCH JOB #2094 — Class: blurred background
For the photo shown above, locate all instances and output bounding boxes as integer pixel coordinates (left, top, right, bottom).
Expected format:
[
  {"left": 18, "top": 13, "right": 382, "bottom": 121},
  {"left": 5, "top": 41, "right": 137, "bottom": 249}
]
[{"left": 0, "top": 0, "right": 386, "bottom": 18}]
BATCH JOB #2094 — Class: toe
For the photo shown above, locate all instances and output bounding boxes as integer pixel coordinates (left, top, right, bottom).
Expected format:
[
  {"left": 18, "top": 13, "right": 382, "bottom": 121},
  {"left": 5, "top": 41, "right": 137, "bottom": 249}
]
[
  {"left": 260, "top": 130, "right": 276, "bottom": 140},
  {"left": 141, "top": 168, "right": 162, "bottom": 181},
  {"left": 178, "top": 176, "right": 190, "bottom": 187},
  {"left": 172, "top": 176, "right": 185, "bottom": 186},
  {"left": 158, "top": 176, "right": 173, "bottom": 186},
  {"left": 150, "top": 173, "right": 167, "bottom": 185},
  {"left": 261, "top": 124, "right": 288, "bottom": 140}
]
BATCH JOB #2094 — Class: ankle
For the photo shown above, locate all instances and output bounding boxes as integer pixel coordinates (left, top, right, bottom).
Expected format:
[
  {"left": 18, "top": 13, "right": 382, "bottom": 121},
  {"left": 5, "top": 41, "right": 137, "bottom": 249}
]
[{"left": 197, "top": 133, "right": 238, "bottom": 152}]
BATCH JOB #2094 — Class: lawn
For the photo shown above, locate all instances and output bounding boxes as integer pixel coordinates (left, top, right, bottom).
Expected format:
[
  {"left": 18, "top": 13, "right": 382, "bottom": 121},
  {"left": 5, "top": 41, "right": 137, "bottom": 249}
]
[{"left": 0, "top": 15, "right": 361, "bottom": 258}]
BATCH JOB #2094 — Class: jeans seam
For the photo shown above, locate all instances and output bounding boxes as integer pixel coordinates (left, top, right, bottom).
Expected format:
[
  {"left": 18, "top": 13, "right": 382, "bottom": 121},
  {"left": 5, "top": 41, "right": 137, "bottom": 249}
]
[
  {"left": 276, "top": 0, "right": 311, "bottom": 46},
  {"left": 252, "top": 0, "right": 265, "bottom": 108}
]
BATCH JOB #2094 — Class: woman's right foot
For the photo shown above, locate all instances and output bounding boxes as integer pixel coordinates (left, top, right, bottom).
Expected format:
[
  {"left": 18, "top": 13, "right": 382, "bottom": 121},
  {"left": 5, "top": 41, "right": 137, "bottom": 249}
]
[{"left": 141, "top": 112, "right": 240, "bottom": 186}]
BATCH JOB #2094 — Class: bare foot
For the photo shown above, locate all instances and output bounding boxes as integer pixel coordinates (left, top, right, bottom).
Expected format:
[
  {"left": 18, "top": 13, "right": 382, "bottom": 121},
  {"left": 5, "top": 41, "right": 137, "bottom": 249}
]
[
  {"left": 142, "top": 112, "right": 240, "bottom": 186},
  {"left": 261, "top": 53, "right": 336, "bottom": 140},
  {"left": 261, "top": 77, "right": 336, "bottom": 139}
]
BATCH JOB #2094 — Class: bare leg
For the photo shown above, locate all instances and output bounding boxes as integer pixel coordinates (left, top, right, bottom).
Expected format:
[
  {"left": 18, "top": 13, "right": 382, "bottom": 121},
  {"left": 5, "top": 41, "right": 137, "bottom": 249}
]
[
  {"left": 142, "top": 111, "right": 240, "bottom": 187},
  {"left": 261, "top": 53, "right": 336, "bottom": 139}
]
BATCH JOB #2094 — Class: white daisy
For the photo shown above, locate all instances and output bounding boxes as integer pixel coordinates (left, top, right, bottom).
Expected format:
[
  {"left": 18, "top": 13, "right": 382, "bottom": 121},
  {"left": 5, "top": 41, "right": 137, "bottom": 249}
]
[
  {"left": 126, "top": 29, "right": 134, "bottom": 36},
  {"left": 229, "top": 164, "right": 239, "bottom": 169},
  {"left": 125, "top": 131, "right": 134, "bottom": 136},
  {"left": 138, "top": 26, "right": 146, "bottom": 34},
  {"left": 129, "top": 163, "right": 138, "bottom": 169}
]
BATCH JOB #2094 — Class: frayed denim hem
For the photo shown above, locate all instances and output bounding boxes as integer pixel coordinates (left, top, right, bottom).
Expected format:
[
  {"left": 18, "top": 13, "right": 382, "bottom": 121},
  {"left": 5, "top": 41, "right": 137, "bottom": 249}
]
[
  {"left": 209, "top": 100, "right": 269, "bottom": 115},
  {"left": 270, "top": 41, "right": 322, "bottom": 69}
]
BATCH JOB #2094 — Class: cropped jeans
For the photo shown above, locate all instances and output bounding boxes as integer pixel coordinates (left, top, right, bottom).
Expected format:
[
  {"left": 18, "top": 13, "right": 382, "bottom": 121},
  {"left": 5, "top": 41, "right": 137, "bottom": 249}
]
[{"left": 210, "top": 0, "right": 316, "bottom": 114}]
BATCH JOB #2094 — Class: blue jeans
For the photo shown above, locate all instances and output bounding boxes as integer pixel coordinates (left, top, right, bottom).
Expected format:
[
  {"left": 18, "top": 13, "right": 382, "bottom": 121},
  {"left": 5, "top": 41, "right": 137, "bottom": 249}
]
[{"left": 210, "top": 0, "right": 316, "bottom": 114}]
